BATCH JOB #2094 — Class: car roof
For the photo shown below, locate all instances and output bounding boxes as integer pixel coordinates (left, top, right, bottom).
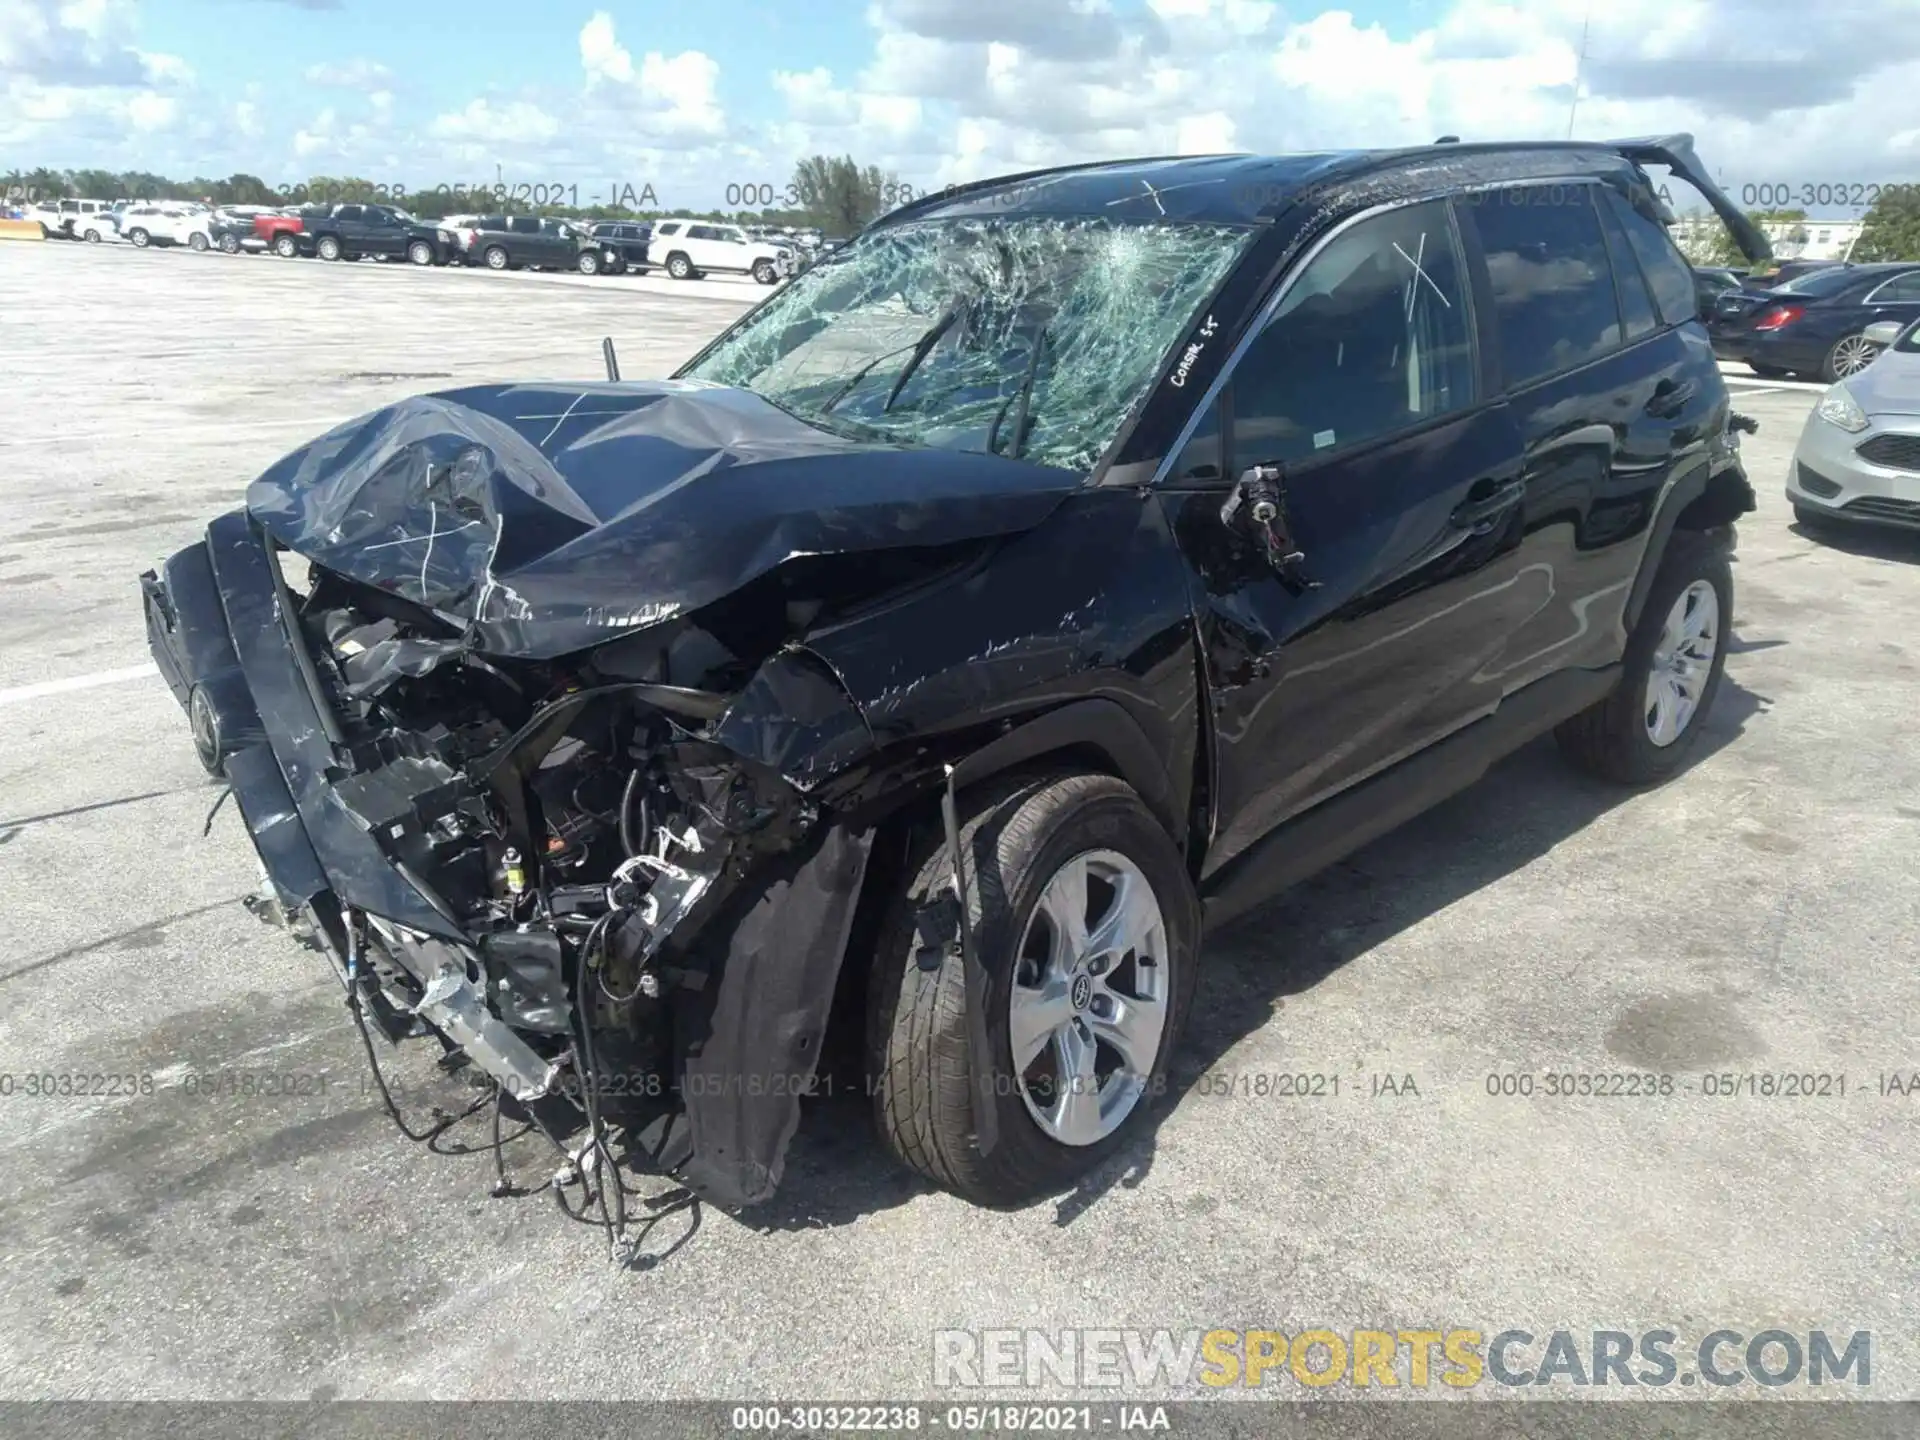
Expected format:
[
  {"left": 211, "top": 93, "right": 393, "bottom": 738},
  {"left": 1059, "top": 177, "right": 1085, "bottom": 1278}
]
[{"left": 874, "top": 142, "right": 1670, "bottom": 230}]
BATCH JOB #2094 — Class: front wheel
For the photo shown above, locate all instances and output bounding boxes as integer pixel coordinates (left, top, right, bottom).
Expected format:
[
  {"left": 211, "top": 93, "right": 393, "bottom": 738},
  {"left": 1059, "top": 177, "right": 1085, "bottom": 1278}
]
[
  {"left": 752, "top": 258, "right": 777, "bottom": 285},
  {"left": 1555, "top": 532, "right": 1732, "bottom": 785},
  {"left": 408, "top": 240, "right": 433, "bottom": 266},
  {"left": 128, "top": 228, "right": 149, "bottom": 248},
  {"left": 83, "top": 227, "right": 101, "bottom": 243},
  {"left": 218, "top": 233, "right": 240, "bottom": 253},
  {"left": 272, "top": 233, "right": 298, "bottom": 258},
  {"left": 666, "top": 252, "right": 694, "bottom": 279},
  {"left": 577, "top": 250, "right": 601, "bottom": 275},
  {"left": 188, "top": 231, "right": 209, "bottom": 252},
  {"left": 867, "top": 772, "right": 1199, "bottom": 1206}
]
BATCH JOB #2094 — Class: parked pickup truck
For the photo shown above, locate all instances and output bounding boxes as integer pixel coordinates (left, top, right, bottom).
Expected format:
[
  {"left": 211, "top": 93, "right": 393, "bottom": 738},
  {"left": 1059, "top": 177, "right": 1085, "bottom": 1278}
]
[{"left": 255, "top": 203, "right": 459, "bottom": 264}]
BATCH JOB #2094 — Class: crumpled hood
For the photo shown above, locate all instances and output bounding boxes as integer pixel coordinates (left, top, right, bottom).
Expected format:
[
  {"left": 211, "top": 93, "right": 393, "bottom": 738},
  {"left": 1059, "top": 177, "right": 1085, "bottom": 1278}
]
[{"left": 246, "top": 379, "right": 1082, "bottom": 659}]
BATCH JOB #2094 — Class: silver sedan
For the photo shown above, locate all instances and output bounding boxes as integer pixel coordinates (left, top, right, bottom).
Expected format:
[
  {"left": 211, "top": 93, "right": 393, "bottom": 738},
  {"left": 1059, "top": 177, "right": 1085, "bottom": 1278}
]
[{"left": 1788, "top": 318, "right": 1920, "bottom": 533}]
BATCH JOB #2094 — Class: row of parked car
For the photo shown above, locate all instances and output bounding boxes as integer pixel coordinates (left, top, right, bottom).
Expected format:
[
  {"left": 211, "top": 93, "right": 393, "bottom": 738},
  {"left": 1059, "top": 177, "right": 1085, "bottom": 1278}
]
[
  {"left": 25, "top": 196, "right": 833, "bottom": 283},
  {"left": 1693, "top": 258, "right": 1920, "bottom": 383}
]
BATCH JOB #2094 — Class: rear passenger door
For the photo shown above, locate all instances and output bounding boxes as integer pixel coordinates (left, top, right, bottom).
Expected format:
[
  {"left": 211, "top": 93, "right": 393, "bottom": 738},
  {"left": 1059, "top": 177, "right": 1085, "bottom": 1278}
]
[
  {"left": 1457, "top": 181, "right": 1720, "bottom": 695},
  {"left": 1170, "top": 198, "right": 1535, "bottom": 875},
  {"left": 508, "top": 215, "right": 549, "bottom": 266}
]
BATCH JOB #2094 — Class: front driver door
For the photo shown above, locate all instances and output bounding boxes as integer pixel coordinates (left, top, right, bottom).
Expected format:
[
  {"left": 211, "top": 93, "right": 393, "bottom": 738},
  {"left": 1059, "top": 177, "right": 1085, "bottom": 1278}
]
[{"left": 1165, "top": 197, "right": 1539, "bottom": 878}]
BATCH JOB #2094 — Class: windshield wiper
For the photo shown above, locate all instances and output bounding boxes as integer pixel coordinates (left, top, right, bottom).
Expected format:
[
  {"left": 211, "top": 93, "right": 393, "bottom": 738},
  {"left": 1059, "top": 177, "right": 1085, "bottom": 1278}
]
[
  {"left": 881, "top": 299, "right": 964, "bottom": 413},
  {"left": 988, "top": 325, "right": 1051, "bottom": 459},
  {"left": 817, "top": 298, "right": 968, "bottom": 418}
]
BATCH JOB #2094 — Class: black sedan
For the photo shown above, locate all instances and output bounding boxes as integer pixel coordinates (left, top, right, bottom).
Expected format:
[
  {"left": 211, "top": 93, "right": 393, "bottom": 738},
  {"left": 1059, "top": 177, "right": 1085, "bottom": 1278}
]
[{"left": 1710, "top": 263, "right": 1920, "bottom": 381}]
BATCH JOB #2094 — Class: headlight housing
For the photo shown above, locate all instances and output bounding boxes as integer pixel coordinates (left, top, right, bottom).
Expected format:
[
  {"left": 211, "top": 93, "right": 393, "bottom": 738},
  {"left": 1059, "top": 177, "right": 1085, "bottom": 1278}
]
[{"left": 1816, "top": 385, "right": 1869, "bottom": 433}]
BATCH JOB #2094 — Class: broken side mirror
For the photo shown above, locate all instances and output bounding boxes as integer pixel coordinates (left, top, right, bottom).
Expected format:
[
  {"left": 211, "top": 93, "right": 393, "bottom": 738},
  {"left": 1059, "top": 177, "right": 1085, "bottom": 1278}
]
[{"left": 1219, "top": 463, "right": 1319, "bottom": 592}]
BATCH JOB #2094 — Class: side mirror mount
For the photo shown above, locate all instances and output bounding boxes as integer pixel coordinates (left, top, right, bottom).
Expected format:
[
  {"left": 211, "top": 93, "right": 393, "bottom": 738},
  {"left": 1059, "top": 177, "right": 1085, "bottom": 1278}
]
[{"left": 1220, "top": 463, "right": 1319, "bottom": 590}]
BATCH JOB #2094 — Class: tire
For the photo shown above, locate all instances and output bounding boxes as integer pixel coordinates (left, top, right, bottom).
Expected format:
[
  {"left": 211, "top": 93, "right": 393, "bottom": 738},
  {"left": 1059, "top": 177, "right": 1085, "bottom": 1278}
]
[
  {"left": 316, "top": 234, "right": 342, "bottom": 261},
  {"left": 83, "top": 228, "right": 101, "bottom": 243},
  {"left": 1748, "top": 362, "right": 1791, "bottom": 379},
  {"left": 273, "top": 233, "right": 298, "bottom": 258},
  {"left": 484, "top": 245, "right": 509, "bottom": 271},
  {"left": 188, "top": 231, "right": 209, "bottom": 252},
  {"left": 752, "top": 258, "right": 777, "bottom": 285},
  {"left": 1555, "top": 531, "right": 1732, "bottom": 786},
  {"left": 866, "top": 772, "right": 1200, "bottom": 1206},
  {"left": 408, "top": 240, "right": 433, "bottom": 266},
  {"left": 1822, "top": 332, "right": 1879, "bottom": 383},
  {"left": 666, "top": 252, "right": 694, "bottom": 279},
  {"left": 128, "top": 228, "right": 149, "bottom": 248},
  {"left": 577, "top": 250, "right": 600, "bottom": 275},
  {"left": 218, "top": 233, "right": 240, "bottom": 254}
]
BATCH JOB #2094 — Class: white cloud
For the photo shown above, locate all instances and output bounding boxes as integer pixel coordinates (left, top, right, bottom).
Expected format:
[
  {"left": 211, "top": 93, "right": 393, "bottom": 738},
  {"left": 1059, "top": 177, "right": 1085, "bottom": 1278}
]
[
  {"left": 428, "top": 97, "right": 560, "bottom": 144},
  {"left": 304, "top": 57, "right": 394, "bottom": 91}
]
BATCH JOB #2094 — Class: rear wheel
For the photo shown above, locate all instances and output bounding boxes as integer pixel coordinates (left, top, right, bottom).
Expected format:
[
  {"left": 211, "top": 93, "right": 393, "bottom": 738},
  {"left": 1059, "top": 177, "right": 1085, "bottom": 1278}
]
[
  {"left": 83, "top": 227, "right": 102, "bottom": 243},
  {"left": 752, "top": 258, "right": 777, "bottom": 285},
  {"left": 867, "top": 772, "right": 1199, "bottom": 1206},
  {"left": 1823, "top": 333, "right": 1879, "bottom": 382},
  {"left": 1556, "top": 532, "right": 1732, "bottom": 785},
  {"left": 188, "top": 231, "right": 209, "bottom": 252},
  {"left": 316, "top": 234, "right": 342, "bottom": 261},
  {"left": 128, "top": 228, "right": 149, "bottom": 248},
  {"left": 408, "top": 239, "right": 434, "bottom": 266},
  {"left": 218, "top": 233, "right": 240, "bottom": 253},
  {"left": 272, "top": 233, "right": 298, "bottom": 258},
  {"left": 484, "top": 245, "right": 509, "bottom": 271}
]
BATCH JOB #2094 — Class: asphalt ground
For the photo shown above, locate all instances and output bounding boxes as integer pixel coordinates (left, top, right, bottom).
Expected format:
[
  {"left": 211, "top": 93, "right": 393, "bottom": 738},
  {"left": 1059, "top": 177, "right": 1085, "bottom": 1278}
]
[{"left": 1, "top": 239, "right": 1916, "bottom": 1405}]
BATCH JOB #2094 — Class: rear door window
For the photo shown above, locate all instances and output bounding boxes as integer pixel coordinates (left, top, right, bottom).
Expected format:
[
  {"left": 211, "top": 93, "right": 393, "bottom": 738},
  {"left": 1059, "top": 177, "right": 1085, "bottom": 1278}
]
[
  {"left": 1465, "top": 185, "right": 1622, "bottom": 388},
  {"left": 1865, "top": 271, "right": 1920, "bottom": 303},
  {"left": 510, "top": 216, "right": 542, "bottom": 235},
  {"left": 334, "top": 205, "right": 364, "bottom": 223}
]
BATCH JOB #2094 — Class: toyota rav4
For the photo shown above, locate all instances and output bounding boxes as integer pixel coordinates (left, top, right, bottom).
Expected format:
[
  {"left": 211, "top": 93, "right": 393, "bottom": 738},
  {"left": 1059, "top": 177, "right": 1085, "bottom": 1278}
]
[{"left": 141, "top": 135, "right": 1767, "bottom": 1225}]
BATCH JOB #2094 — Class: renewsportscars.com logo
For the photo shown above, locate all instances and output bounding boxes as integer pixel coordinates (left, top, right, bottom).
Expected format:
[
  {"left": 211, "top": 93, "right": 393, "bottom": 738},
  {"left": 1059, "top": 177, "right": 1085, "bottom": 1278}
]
[{"left": 932, "top": 1327, "right": 1872, "bottom": 1391}]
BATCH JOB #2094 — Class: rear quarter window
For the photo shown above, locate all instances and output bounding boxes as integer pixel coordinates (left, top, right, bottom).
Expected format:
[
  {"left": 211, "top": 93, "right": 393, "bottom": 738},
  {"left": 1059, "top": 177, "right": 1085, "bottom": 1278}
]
[{"left": 1603, "top": 189, "right": 1698, "bottom": 328}]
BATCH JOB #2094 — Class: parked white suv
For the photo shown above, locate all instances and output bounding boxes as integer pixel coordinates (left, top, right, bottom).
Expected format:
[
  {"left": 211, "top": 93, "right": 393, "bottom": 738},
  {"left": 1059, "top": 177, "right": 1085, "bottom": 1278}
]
[
  {"left": 651, "top": 221, "right": 792, "bottom": 284},
  {"left": 117, "top": 204, "right": 215, "bottom": 251}
]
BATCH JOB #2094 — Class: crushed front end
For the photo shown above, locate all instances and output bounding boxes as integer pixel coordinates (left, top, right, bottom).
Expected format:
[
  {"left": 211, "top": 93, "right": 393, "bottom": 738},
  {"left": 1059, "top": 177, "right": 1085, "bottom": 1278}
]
[{"left": 141, "top": 506, "right": 875, "bottom": 1215}]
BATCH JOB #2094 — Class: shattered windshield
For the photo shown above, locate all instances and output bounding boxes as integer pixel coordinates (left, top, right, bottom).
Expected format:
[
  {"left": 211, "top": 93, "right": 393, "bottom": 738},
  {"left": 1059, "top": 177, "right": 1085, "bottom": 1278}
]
[{"left": 681, "top": 216, "right": 1254, "bottom": 473}]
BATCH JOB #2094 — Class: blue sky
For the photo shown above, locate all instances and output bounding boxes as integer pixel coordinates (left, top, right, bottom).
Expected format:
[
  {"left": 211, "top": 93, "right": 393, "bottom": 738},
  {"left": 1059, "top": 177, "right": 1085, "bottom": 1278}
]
[{"left": 5, "top": 0, "right": 1919, "bottom": 211}]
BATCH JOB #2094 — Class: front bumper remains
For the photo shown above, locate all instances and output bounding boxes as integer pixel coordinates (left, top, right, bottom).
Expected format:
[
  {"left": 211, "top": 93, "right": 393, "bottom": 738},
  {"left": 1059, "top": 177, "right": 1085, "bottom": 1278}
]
[{"left": 140, "top": 510, "right": 876, "bottom": 1215}]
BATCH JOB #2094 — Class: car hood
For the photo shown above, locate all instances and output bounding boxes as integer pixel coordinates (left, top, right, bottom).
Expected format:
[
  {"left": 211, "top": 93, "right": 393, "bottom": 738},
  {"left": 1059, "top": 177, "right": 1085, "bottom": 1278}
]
[
  {"left": 1852, "top": 351, "right": 1920, "bottom": 416},
  {"left": 245, "top": 380, "right": 1081, "bottom": 659}
]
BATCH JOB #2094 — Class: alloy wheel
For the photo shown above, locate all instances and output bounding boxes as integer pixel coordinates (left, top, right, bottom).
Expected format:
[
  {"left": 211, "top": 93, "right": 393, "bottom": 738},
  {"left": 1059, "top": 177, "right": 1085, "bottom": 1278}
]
[
  {"left": 1644, "top": 579, "right": 1719, "bottom": 747},
  {"left": 1830, "top": 334, "right": 1878, "bottom": 379},
  {"left": 1008, "top": 849, "right": 1168, "bottom": 1147}
]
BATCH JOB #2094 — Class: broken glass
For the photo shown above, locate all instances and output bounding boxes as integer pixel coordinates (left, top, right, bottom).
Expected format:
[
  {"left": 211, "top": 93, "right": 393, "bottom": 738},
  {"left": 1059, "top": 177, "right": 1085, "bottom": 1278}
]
[{"left": 683, "top": 216, "right": 1256, "bottom": 473}]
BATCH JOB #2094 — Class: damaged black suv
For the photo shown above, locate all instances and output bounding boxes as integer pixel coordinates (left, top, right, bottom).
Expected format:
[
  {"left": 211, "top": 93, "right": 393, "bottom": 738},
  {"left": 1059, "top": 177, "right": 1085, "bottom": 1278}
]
[{"left": 141, "top": 135, "right": 1768, "bottom": 1213}]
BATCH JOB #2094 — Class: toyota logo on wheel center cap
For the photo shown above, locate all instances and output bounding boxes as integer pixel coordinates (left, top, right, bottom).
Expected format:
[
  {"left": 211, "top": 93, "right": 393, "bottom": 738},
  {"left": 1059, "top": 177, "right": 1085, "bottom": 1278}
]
[{"left": 1070, "top": 973, "right": 1093, "bottom": 1010}]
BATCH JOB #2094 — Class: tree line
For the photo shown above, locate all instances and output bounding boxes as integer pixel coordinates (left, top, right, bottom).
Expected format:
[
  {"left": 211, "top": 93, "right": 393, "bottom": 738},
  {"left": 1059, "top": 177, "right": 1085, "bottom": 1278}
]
[
  {"left": 0, "top": 154, "right": 907, "bottom": 235},
  {"left": 1672, "top": 194, "right": 1920, "bottom": 266}
]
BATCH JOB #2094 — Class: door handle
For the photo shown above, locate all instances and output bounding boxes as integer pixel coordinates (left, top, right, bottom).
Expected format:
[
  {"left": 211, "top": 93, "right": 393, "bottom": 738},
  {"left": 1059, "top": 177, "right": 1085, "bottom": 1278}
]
[
  {"left": 1645, "top": 379, "right": 1697, "bottom": 418},
  {"left": 1449, "top": 478, "right": 1525, "bottom": 533}
]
